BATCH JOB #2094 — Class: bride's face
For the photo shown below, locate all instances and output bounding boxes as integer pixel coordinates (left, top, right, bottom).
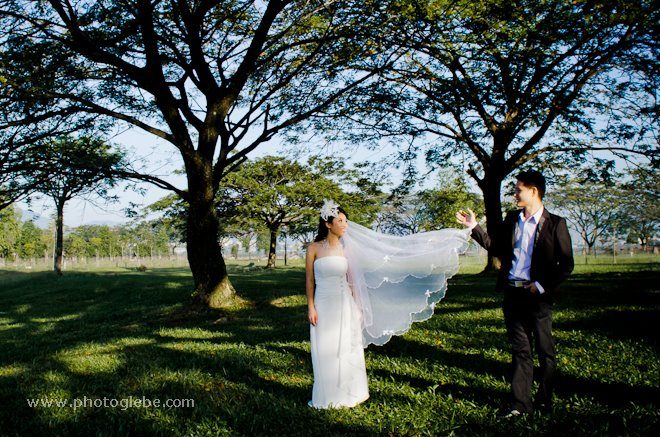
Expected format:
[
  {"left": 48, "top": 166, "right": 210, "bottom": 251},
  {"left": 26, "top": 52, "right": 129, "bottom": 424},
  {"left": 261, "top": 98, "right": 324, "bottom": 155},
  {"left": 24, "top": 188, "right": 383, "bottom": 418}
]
[{"left": 326, "top": 212, "right": 348, "bottom": 237}]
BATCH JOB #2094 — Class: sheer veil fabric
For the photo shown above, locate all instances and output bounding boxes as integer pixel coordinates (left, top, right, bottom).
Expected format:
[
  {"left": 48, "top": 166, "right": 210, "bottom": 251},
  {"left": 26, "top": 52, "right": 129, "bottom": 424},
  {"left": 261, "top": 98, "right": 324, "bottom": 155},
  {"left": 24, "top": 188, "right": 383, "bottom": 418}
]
[{"left": 342, "top": 220, "right": 471, "bottom": 347}]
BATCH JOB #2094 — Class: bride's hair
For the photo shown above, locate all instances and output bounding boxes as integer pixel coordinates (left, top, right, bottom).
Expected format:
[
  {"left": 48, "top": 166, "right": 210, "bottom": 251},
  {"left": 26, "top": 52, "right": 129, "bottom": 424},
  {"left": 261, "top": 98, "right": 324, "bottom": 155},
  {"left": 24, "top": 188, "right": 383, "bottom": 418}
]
[{"left": 314, "top": 207, "right": 348, "bottom": 242}]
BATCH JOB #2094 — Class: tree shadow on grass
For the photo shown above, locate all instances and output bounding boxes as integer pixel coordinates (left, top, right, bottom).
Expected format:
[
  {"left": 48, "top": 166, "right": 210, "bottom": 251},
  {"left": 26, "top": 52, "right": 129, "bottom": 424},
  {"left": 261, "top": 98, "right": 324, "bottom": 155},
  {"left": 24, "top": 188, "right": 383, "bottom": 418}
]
[
  {"left": 367, "top": 336, "right": 508, "bottom": 382},
  {"left": 367, "top": 335, "right": 660, "bottom": 411},
  {"left": 368, "top": 366, "right": 503, "bottom": 408},
  {"left": 4, "top": 338, "right": 373, "bottom": 435},
  {"left": 555, "top": 308, "right": 660, "bottom": 346},
  {"left": 554, "top": 373, "right": 660, "bottom": 408},
  {"left": 1, "top": 266, "right": 658, "bottom": 434},
  {"left": 558, "top": 270, "right": 658, "bottom": 306},
  {"left": 228, "top": 266, "right": 306, "bottom": 304},
  {"left": 0, "top": 266, "right": 314, "bottom": 365},
  {"left": 0, "top": 268, "right": 381, "bottom": 434}
]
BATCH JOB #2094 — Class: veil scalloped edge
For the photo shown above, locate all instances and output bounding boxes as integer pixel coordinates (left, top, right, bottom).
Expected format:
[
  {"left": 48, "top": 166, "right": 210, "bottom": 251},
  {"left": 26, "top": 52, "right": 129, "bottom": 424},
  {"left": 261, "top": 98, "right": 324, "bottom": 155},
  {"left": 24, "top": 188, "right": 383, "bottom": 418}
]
[{"left": 342, "top": 220, "right": 470, "bottom": 348}]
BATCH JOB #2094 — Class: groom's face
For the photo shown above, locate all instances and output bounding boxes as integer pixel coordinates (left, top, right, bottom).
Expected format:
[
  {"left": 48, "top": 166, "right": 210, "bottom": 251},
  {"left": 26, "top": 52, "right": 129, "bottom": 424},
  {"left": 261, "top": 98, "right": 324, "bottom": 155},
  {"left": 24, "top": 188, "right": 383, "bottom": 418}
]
[{"left": 514, "top": 181, "right": 538, "bottom": 207}]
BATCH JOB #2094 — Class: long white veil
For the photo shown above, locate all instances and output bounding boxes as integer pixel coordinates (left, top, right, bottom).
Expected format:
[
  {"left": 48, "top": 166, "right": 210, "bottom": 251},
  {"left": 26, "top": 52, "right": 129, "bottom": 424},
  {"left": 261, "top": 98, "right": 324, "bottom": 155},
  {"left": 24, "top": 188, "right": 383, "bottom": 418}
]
[{"left": 342, "top": 220, "right": 470, "bottom": 347}]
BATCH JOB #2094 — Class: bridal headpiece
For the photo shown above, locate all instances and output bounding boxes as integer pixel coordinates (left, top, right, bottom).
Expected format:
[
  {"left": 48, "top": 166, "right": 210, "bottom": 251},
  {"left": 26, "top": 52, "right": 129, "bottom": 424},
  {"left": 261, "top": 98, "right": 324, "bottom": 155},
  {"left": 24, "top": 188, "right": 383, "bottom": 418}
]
[{"left": 319, "top": 199, "right": 340, "bottom": 221}]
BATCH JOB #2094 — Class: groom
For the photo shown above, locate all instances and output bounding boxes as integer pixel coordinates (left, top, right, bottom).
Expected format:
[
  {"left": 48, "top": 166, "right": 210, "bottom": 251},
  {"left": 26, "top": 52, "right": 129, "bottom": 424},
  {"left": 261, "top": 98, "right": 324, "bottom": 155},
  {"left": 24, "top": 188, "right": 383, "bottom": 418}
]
[{"left": 456, "top": 170, "right": 574, "bottom": 417}]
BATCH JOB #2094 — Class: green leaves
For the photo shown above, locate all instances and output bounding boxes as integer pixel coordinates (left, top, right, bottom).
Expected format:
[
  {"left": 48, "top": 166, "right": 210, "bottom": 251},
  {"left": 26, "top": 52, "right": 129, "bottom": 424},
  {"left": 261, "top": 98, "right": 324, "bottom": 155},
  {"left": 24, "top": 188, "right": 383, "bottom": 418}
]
[
  {"left": 15, "top": 220, "right": 46, "bottom": 259},
  {"left": 25, "top": 136, "right": 125, "bottom": 203},
  {"left": 0, "top": 204, "right": 20, "bottom": 258},
  {"left": 378, "top": 171, "right": 483, "bottom": 234},
  {"left": 218, "top": 155, "right": 382, "bottom": 243}
]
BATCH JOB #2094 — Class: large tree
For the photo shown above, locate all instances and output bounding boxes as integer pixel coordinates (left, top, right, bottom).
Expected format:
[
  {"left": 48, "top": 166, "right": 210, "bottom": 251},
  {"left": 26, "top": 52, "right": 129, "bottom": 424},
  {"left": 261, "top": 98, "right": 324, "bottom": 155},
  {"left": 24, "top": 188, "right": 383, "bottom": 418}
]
[
  {"left": 0, "top": 0, "right": 398, "bottom": 306},
  {"left": 335, "top": 0, "right": 657, "bottom": 268},
  {"left": 27, "top": 136, "right": 124, "bottom": 275}
]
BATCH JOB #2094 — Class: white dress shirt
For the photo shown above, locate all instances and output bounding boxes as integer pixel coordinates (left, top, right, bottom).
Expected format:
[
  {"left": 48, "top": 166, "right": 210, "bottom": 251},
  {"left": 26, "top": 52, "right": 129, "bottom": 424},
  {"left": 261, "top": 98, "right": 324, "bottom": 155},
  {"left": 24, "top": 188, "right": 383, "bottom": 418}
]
[
  {"left": 509, "top": 206, "right": 545, "bottom": 294},
  {"left": 467, "top": 207, "right": 546, "bottom": 293}
]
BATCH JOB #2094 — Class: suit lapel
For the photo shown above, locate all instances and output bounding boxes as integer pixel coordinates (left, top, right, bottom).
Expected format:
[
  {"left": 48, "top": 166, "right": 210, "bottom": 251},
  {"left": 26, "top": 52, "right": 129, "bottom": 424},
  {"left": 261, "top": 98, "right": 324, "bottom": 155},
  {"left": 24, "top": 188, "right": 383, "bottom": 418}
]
[
  {"left": 511, "top": 210, "right": 522, "bottom": 249},
  {"left": 534, "top": 208, "right": 551, "bottom": 246}
]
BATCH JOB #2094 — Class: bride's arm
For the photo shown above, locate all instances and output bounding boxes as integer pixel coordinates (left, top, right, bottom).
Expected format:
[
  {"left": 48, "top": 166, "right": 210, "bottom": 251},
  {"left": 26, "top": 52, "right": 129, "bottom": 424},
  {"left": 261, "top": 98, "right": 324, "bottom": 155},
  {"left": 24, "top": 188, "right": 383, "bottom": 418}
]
[{"left": 305, "top": 243, "right": 318, "bottom": 326}]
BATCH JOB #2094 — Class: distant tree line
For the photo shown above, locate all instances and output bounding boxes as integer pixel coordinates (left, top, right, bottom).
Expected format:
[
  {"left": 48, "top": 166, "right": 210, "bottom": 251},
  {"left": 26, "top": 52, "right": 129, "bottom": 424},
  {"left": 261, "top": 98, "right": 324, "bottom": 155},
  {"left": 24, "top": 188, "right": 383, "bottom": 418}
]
[
  {"left": 2, "top": 158, "right": 656, "bottom": 269},
  {"left": 0, "top": 209, "right": 178, "bottom": 262}
]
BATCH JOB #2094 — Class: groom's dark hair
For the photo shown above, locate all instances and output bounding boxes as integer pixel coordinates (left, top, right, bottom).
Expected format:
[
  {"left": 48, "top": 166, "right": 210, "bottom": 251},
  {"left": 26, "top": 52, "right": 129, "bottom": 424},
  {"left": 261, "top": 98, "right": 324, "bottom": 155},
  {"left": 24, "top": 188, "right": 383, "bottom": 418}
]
[{"left": 516, "top": 170, "right": 546, "bottom": 199}]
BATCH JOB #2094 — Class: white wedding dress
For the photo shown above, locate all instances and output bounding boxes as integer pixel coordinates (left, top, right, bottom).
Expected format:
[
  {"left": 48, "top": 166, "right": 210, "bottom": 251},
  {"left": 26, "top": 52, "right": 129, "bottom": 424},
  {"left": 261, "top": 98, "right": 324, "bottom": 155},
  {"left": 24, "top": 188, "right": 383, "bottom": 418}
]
[
  {"left": 308, "top": 220, "right": 469, "bottom": 408},
  {"left": 309, "top": 255, "right": 369, "bottom": 408}
]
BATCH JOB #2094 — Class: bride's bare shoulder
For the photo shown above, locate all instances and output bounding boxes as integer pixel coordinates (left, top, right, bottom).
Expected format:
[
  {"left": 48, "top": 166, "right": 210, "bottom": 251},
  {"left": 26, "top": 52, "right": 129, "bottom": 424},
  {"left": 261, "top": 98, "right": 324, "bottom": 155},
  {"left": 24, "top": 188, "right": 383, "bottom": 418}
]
[
  {"left": 307, "top": 241, "right": 319, "bottom": 254},
  {"left": 306, "top": 242, "right": 320, "bottom": 265}
]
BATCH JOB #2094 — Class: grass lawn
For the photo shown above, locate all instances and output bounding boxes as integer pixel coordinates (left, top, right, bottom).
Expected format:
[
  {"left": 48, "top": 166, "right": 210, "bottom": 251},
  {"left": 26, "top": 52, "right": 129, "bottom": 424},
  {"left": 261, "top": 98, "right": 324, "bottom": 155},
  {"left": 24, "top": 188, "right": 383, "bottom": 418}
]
[{"left": 0, "top": 257, "right": 658, "bottom": 435}]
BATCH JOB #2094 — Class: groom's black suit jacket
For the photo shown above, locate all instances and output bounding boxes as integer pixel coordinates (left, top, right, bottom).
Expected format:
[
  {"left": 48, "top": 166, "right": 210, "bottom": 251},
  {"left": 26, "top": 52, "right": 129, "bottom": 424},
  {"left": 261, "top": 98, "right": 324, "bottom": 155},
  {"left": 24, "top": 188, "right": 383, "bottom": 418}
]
[{"left": 470, "top": 208, "right": 574, "bottom": 302}]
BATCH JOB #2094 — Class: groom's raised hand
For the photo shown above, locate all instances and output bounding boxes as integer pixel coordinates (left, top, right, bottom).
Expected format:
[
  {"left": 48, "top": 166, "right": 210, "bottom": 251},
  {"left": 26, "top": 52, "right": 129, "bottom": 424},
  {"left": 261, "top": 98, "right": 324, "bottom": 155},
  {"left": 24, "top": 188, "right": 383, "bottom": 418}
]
[{"left": 455, "top": 208, "right": 476, "bottom": 228}]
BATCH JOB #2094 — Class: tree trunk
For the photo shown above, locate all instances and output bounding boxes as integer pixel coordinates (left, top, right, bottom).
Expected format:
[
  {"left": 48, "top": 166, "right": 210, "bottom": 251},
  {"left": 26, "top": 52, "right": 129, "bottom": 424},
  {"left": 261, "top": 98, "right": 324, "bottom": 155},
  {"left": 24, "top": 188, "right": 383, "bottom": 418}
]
[
  {"left": 267, "top": 228, "right": 278, "bottom": 268},
  {"left": 284, "top": 232, "right": 288, "bottom": 266},
  {"left": 53, "top": 197, "right": 65, "bottom": 276},
  {"left": 584, "top": 245, "right": 589, "bottom": 264},
  {"left": 592, "top": 240, "right": 598, "bottom": 260},
  {"left": 478, "top": 171, "right": 505, "bottom": 272},
  {"left": 186, "top": 173, "right": 236, "bottom": 308}
]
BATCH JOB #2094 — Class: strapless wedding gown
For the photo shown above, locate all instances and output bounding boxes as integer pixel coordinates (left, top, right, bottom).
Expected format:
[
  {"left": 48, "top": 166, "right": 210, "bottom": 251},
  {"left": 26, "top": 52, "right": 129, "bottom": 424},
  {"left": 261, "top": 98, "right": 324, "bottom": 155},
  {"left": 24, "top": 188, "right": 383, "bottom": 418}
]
[{"left": 309, "top": 256, "right": 369, "bottom": 408}]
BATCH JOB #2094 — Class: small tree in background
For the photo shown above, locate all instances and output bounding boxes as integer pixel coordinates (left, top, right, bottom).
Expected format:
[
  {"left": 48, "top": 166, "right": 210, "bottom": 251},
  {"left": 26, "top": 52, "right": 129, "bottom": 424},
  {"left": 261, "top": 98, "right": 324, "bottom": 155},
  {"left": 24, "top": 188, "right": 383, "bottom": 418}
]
[
  {"left": 16, "top": 220, "right": 47, "bottom": 260},
  {"left": 548, "top": 180, "right": 626, "bottom": 263},
  {"left": 376, "top": 171, "right": 484, "bottom": 235},
  {"left": 417, "top": 173, "right": 484, "bottom": 230},
  {"left": 0, "top": 204, "right": 20, "bottom": 261},
  {"left": 221, "top": 156, "right": 381, "bottom": 268},
  {"left": 26, "top": 136, "right": 125, "bottom": 275},
  {"left": 620, "top": 165, "right": 659, "bottom": 252}
]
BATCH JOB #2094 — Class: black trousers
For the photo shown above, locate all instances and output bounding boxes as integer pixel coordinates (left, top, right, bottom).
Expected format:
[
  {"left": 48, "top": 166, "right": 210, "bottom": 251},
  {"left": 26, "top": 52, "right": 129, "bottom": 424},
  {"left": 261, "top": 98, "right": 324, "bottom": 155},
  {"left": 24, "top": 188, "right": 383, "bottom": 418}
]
[{"left": 502, "top": 285, "right": 556, "bottom": 412}]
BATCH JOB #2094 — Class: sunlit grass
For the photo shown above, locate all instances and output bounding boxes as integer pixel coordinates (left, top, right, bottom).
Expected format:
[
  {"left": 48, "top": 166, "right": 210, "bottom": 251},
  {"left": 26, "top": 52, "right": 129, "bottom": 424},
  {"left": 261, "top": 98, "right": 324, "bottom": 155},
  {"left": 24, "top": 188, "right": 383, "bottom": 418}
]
[{"left": 0, "top": 257, "right": 657, "bottom": 434}]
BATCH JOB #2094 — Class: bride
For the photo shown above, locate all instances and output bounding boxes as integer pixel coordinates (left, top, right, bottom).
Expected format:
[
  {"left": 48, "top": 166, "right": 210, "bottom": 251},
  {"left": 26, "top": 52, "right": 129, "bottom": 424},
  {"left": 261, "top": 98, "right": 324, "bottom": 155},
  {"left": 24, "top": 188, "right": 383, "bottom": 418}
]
[{"left": 306, "top": 200, "right": 470, "bottom": 409}]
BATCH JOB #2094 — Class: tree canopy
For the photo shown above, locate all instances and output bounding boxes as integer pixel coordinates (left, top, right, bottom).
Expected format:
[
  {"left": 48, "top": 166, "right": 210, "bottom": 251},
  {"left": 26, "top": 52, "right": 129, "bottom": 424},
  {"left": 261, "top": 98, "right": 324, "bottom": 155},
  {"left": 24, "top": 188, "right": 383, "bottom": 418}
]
[
  {"left": 322, "top": 0, "right": 658, "bottom": 267},
  {"left": 0, "top": 0, "right": 402, "bottom": 305}
]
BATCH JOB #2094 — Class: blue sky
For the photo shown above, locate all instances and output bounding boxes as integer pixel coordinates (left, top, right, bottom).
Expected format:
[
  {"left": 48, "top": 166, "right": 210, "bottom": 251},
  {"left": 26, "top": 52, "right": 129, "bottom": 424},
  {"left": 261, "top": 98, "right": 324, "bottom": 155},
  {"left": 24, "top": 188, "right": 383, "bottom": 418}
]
[
  {"left": 17, "top": 126, "right": 411, "bottom": 228},
  {"left": 16, "top": 121, "right": 642, "bottom": 229}
]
